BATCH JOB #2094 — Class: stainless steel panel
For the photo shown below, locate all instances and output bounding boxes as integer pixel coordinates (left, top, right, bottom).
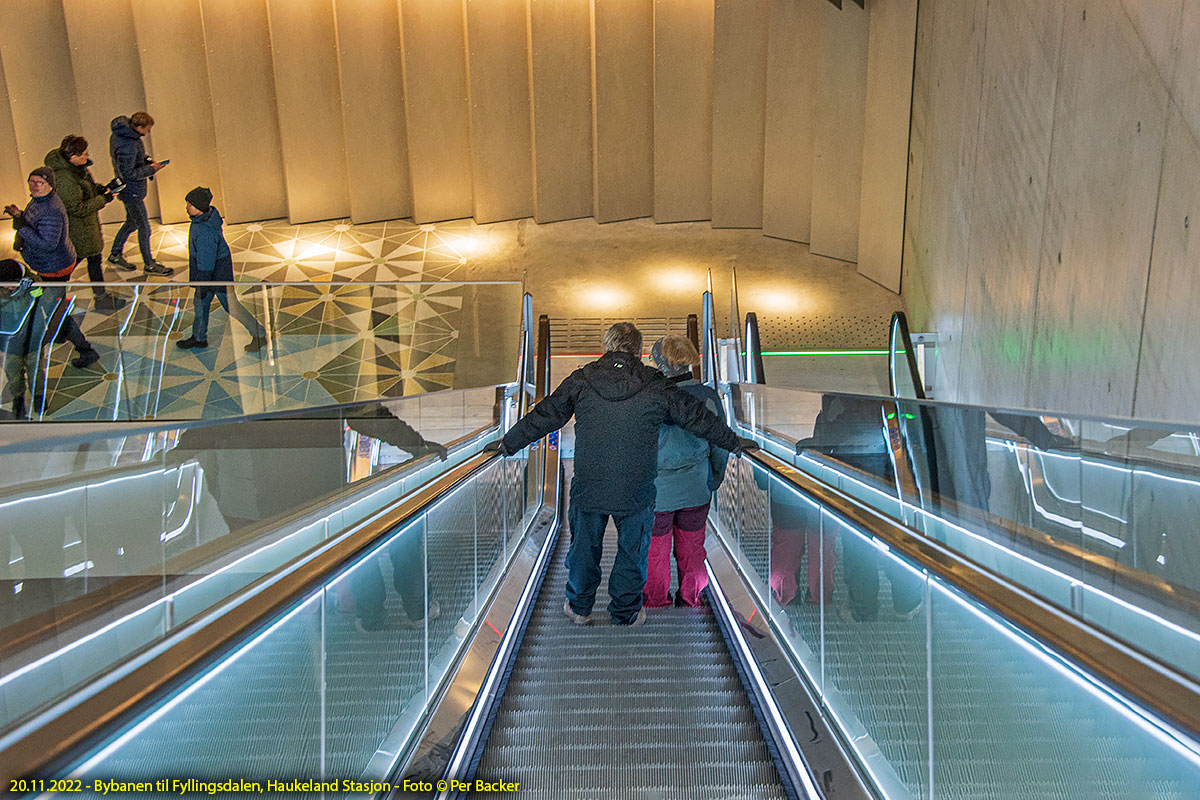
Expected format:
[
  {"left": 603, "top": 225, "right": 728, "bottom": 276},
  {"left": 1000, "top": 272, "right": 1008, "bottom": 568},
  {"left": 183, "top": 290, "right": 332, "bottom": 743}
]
[
  {"left": 653, "top": 0, "right": 714, "bottom": 223},
  {"left": 464, "top": 0, "right": 534, "bottom": 224},
  {"left": 200, "top": 0, "right": 288, "bottom": 223},
  {"left": 809, "top": 0, "right": 868, "bottom": 262},
  {"left": 591, "top": 0, "right": 654, "bottom": 223},
  {"left": 334, "top": 0, "right": 413, "bottom": 224},
  {"left": 711, "top": 0, "right": 768, "bottom": 229},
  {"left": 529, "top": 0, "right": 593, "bottom": 224},
  {"left": 131, "top": 0, "right": 224, "bottom": 224},
  {"left": 399, "top": 0, "right": 474, "bottom": 224},
  {"left": 761, "top": 0, "right": 818, "bottom": 244},
  {"left": 266, "top": 0, "right": 351, "bottom": 224}
]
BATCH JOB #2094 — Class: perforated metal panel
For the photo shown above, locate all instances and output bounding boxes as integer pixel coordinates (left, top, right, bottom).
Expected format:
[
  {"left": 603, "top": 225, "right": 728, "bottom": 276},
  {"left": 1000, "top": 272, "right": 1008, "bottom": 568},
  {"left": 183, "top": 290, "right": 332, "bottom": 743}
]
[{"left": 553, "top": 313, "right": 895, "bottom": 354}]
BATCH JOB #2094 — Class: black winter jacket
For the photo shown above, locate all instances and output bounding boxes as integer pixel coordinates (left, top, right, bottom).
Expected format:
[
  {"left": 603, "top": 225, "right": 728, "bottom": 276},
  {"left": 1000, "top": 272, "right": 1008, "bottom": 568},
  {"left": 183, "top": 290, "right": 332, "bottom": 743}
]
[
  {"left": 110, "top": 116, "right": 156, "bottom": 200},
  {"left": 502, "top": 351, "right": 741, "bottom": 514}
]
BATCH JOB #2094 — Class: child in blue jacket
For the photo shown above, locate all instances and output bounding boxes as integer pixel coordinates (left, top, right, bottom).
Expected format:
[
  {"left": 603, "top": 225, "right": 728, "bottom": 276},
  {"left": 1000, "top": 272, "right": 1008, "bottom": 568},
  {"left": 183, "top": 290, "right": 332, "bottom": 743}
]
[
  {"left": 644, "top": 335, "right": 731, "bottom": 607},
  {"left": 176, "top": 187, "right": 267, "bottom": 353}
]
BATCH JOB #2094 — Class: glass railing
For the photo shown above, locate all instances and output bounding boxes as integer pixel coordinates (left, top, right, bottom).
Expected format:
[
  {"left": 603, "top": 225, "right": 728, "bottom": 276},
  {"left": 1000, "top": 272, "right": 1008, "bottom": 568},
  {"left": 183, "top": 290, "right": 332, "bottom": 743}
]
[
  {"left": 712, "top": 447, "right": 1200, "bottom": 799},
  {"left": 53, "top": 446, "right": 539, "bottom": 791},
  {"left": 0, "top": 281, "right": 524, "bottom": 422},
  {"left": 726, "top": 382, "right": 1200, "bottom": 687},
  {"left": 0, "top": 386, "right": 511, "bottom": 736}
]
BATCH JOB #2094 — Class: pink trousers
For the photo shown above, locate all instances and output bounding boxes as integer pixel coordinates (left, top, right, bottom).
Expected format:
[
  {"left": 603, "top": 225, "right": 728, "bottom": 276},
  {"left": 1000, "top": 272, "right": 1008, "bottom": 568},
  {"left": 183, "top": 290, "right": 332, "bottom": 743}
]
[
  {"left": 644, "top": 503, "right": 710, "bottom": 607},
  {"left": 770, "top": 527, "right": 836, "bottom": 605}
]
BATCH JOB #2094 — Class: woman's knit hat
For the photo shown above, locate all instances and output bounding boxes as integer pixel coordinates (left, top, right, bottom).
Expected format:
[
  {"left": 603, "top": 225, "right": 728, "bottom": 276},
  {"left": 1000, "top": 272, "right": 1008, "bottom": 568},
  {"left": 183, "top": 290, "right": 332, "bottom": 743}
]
[{"left": 28, "top": 167, "right": 55, "bottom": 189}]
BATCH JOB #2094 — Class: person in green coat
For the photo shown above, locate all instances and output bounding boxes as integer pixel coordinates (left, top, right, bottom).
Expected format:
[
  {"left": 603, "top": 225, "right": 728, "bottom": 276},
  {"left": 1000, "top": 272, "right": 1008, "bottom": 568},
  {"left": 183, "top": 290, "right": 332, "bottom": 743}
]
[{"left": 44, "top": 136, "right": 126, "bottom": 312}]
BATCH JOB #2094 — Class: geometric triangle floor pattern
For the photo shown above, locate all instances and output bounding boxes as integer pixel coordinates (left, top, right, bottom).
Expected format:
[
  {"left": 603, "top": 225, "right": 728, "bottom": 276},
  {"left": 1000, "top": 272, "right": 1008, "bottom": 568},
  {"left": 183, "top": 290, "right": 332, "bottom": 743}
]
[{"left": 21, "top": 217, "right": 515, "bottom": 421}]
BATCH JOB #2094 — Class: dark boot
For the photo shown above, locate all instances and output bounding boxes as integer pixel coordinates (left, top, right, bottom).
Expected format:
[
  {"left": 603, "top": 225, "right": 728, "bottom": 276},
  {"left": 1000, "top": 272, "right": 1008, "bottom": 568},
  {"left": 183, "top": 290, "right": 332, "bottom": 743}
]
[
  {"left": 93, "top": 293, "right": 128, "bottom": 313},
  {"left": 71, "top": 347, "right": 101, "bottom": 369},
  {"left": 107, "top": 253, "right": 136, "bottom": 271}
]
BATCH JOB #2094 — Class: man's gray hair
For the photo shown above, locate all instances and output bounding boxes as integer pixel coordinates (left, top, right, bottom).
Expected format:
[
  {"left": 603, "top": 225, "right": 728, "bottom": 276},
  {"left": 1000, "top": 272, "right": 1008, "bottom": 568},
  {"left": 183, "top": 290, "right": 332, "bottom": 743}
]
[{"left": 602, "top": 322, "right": 643, "bottom": 355}]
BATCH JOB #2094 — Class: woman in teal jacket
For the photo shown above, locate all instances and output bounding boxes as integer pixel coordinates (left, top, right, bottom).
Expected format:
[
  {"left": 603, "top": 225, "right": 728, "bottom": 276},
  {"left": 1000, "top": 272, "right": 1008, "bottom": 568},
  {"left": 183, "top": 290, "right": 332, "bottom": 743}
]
[{"left": 644, "top": 335, "right": 731, "bottom": 607}]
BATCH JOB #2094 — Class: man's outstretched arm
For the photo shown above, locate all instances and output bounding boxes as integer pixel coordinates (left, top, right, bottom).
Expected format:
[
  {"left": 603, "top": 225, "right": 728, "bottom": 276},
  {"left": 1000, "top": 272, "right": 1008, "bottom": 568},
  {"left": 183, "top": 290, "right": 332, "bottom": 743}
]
[
  {"left": 497, "top": 374, "right": 580, "bottom": 454},
  {"left": 665, "top": 385, "right": 754, "bottom": 454}
]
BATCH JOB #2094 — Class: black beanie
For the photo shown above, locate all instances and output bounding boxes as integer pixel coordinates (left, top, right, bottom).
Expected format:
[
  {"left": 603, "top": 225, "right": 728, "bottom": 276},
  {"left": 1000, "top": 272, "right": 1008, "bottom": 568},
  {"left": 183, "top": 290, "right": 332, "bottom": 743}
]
[
  {"left": 29, "top": 167, "right": 55, "bottom": 189},
  {"left": 185, "top": 186, "right": 213, "bottom": 213}
]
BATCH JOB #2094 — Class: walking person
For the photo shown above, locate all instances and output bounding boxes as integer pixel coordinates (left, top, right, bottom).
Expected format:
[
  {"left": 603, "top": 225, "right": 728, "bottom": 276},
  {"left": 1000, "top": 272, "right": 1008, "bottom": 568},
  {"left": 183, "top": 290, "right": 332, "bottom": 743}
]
[
  {"left": 4, "top": 168, "right": 101, "bottom": 380},
  {"left": 107, "top": 112, "right": 172, "bottom": 276},
  {"left": 0, "top": 258, "right": 41, "bottom": 418},
  {"left": 44, "top": 135, "right": 126, "bottom": 313},
  {"left": 176, "top": 187, "right": 267, "bottom": 353},
  {"left": 643, "top": 335, "right": 731, "bottom": 608},
  {"left": 489, "top": 322, "right": 756, "bottom": 626}
]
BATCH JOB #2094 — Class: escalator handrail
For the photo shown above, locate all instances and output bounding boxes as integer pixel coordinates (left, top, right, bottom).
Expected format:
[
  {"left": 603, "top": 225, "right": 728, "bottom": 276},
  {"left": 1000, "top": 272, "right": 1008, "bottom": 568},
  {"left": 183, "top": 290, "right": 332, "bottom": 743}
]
[
  {"left": 0, "top": 423, "right": 500, "bottom": 660},
  {"left": 535, "top": 314, "right": 551, "bottom": 403},
  {"left": 736, "top": 389, "right": 1200, "bottom": 669},
  {"left": 0, "top": 449, "right": 507, "bottom": 786},
  {"left": 748, "top": 448, "right": 1200, "bottom": 741},
  {"left": 888, "top": 310, "right": 926, "bottom": 399},
  {"left": 0, "top": 387, "right": 511, "bottom": 454},
  {"left": 744, "top": 312, "right": 766, "bottom": 385}
]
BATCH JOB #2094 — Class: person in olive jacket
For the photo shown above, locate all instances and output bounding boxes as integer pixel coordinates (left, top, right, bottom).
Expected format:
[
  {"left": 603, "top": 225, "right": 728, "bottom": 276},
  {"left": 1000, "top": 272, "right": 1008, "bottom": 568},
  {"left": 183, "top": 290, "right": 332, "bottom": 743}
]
[
  {"left": 44, "top": 135, "right": 125, "bottom": 313},
  {"left": 176, "top": 187, "right": 266, "bottom": 353},
  {"left": 490, "top": 322, "right": 756, "bottom": 626}
]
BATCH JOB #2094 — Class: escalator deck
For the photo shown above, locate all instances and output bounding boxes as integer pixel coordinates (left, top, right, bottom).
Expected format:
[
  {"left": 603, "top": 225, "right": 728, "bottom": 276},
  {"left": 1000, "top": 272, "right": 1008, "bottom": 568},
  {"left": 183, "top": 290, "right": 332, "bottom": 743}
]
[{"left": 471, "top": 514, "right": 788, "bottom": 799}]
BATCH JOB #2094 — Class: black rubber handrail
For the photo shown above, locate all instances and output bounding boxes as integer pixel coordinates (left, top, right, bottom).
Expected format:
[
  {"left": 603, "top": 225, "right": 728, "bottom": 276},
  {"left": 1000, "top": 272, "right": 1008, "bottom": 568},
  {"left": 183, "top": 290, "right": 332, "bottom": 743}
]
[
  {"left": 888, "top": 310, "right": 925, "bottom": 400},
  {"left": 744, "top": 312, "right": 766, "bottom": 385}
]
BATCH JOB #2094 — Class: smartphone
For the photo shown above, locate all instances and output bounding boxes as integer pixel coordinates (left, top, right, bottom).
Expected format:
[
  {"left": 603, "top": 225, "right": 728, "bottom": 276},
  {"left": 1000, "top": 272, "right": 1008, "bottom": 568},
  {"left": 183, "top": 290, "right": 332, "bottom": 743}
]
[{"left": 158, "top": 159, "right": 170, "bottom": 166}]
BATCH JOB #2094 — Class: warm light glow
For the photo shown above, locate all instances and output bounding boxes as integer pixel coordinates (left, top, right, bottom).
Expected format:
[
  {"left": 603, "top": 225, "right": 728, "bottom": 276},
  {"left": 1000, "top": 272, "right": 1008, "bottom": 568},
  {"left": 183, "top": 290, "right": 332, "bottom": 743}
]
[
  {"left": 654, "top": 265, "right": 705, "bottom": 293},
  {"left": 577, "top": 283, "right": 631, "bottom": 311},
  {"left": 445, "top": 232, "right": 493, "bottom": 257},
  {"left": 298, "top": 242, "right": 335, "bottom": 260},
  {"left": 745, "top": 287, "right": 815, "bottom": 315}
]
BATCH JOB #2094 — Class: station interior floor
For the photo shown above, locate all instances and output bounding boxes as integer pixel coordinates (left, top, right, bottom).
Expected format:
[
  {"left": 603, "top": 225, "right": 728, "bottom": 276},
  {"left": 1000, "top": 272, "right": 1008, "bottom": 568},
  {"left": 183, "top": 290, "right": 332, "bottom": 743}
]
[{"left": 14, "top": 215, "right": 902, "bottom": 420}]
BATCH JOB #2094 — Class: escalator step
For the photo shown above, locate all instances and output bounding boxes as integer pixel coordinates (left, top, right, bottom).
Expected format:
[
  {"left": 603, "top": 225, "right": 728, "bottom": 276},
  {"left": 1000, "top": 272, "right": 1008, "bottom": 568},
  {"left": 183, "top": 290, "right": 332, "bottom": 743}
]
[{"left": 472, "top": 501, "right": 788, "bottom": 799}]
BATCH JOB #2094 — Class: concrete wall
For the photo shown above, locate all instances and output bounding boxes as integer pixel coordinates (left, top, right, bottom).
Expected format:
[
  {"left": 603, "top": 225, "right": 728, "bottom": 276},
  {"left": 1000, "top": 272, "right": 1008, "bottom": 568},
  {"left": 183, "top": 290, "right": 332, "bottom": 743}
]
[
  {"left": 0, "top": 1, "right": 916, "bottom": 274},
  {"left": 903, "top": 0, "right": 1200, "bottom": 423}
]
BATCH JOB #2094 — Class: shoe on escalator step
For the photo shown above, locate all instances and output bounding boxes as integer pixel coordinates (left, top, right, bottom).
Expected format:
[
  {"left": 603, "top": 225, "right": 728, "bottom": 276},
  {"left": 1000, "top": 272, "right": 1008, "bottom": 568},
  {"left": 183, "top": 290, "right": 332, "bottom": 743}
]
[{"left": 563, "top": 600, "right": 593, "bottom": 626}]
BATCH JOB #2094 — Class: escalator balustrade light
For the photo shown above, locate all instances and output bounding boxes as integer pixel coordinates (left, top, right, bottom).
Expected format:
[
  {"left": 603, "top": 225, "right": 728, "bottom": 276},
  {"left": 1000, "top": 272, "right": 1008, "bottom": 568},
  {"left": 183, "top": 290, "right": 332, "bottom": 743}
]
[{"left": 760, "top": 349, "right": 890, "bottom": 356}]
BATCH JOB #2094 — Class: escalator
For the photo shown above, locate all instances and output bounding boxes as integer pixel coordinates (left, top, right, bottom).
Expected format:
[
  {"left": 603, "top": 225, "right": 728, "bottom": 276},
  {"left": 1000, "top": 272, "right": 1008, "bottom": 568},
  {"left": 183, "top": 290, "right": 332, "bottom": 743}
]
[
  {"left": 4, "top": 306, "right": 1200, "bottom": 799},
  {"left": 467, "top": 468, "right": 788, "bottom": 800}
]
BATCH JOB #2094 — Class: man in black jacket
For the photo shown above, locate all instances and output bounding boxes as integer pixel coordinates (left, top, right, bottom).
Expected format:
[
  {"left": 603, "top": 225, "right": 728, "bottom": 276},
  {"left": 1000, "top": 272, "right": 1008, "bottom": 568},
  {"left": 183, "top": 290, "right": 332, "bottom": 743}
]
[
  {"left": 493, "top": 322, "right": 754, "bottom": 626},
  {"left": 108, "top": 112, "right": 172, "bottom": 276}
]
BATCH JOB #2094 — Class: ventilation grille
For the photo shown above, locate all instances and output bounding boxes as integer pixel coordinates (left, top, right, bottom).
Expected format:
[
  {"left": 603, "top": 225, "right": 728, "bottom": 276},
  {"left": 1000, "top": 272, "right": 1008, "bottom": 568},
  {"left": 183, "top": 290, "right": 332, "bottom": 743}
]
[
  {"left": 551, "top": 317, "right": 691, "bottom": 355},
  {"left": 750, "top": 313, "right": 893, "bottom": 350},
  {"left": 552, "top": 313, "right": 894, "bottom": 353}
]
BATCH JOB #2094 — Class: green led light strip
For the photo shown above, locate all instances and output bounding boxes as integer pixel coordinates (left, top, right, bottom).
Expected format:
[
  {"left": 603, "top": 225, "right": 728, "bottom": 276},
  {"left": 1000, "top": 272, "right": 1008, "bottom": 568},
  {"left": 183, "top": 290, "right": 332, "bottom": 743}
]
[{"left": 759, "top": 349, "right": 890, "bottom": 356}]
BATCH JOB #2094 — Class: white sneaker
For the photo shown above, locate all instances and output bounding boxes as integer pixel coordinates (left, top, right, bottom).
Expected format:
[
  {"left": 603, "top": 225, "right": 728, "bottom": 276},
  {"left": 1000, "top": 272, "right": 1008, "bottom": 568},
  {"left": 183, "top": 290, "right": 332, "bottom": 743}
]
[{"left": 563, "top": 600, "right": 593, "bottom": 625}]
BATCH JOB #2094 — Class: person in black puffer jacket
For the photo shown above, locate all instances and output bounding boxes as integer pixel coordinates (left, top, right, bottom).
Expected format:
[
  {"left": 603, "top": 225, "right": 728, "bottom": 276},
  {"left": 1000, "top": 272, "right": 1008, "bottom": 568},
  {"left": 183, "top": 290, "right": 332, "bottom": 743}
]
[
  {"left": 493, "top": 322, "right": 755, "bottom": 626},
  {"left": 107, "top": 112, "right": 172, "bottom": 276},
  {"left": 4, "top": 168, "right": 101, "bottom": 378}
]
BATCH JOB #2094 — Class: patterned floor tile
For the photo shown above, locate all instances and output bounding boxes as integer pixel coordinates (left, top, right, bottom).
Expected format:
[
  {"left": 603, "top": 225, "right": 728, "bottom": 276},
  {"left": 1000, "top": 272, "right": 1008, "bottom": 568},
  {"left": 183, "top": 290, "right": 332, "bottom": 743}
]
[{"left": 11, "top": 218, "right": 520, "bottom": 422}]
